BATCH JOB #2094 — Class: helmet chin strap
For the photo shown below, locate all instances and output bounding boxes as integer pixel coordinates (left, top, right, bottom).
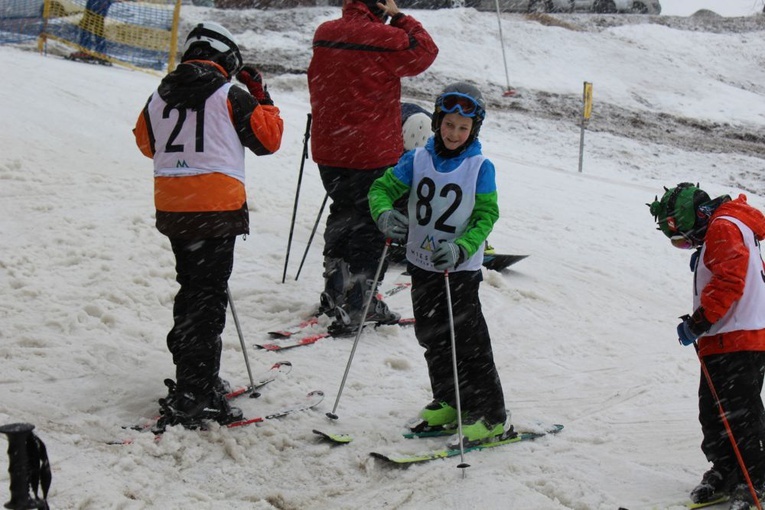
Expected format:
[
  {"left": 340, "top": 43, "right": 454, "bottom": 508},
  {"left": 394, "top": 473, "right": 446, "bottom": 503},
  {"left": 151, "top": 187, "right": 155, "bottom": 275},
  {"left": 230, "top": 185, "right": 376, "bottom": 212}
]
[{"left": 685, "top": 195, "right": 731, "bottom": 245}]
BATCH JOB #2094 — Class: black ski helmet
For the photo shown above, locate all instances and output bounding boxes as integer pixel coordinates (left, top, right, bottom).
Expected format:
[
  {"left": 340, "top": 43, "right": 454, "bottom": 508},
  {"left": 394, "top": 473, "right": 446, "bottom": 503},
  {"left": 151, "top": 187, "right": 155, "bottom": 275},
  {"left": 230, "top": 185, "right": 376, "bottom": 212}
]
[
  {"left": 181, "top": 22, "right": 243, "bottom": 77},
  {"left": 432, "top": 82, "right": 486, "bottom": 143},
  {"left": 358, "top": 0, "right": 386, "bottom": 20}
]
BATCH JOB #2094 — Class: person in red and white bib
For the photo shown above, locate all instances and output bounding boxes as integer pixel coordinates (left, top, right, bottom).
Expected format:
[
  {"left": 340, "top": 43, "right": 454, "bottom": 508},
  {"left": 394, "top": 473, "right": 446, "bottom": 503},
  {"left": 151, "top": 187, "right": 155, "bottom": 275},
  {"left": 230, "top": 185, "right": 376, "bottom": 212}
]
[{"left": 651, "top": 183, "right": 765, "bottom": 509}]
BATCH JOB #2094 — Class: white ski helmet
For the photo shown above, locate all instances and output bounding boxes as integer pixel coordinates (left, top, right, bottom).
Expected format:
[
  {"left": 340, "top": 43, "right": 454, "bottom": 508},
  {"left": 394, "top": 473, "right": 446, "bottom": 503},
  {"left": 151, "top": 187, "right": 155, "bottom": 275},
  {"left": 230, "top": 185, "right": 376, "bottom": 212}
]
[
  {"left": 182, "top": 21, "right": 243, "bottom": 76},
  {"left": 402, "top": 112, "right": 432, "bottom": 151}
]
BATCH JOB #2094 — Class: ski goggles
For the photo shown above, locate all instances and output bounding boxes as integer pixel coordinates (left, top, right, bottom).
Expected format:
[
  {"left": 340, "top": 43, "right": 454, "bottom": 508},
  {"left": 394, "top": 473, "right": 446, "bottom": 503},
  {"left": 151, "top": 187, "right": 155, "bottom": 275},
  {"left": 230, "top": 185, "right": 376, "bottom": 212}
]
[
  {"left": 670, "top": 233, "right": 694, "bottom": 250},
  {"left": 437, "top": 92, "right": 483, "bottom": 118}
]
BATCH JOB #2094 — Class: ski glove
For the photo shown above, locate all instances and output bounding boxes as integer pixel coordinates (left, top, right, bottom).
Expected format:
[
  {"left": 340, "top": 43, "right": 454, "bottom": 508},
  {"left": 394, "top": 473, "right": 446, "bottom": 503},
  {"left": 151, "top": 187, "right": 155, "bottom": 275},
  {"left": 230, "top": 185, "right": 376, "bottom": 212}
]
[
  {"left": 677, "top": 319, "right": 698, "bottom": 346},
  {"left": 237, "top": 65, "right": 273, "bottom": 106},
  {"left": 432, "top": 242, "right": 466, "bottom": 271},
  {"left": 677, "top": 308, "right": 713, "bottom": 346},
  {"left": 376, "top": 210, "right": 408, "bottom": 241}
]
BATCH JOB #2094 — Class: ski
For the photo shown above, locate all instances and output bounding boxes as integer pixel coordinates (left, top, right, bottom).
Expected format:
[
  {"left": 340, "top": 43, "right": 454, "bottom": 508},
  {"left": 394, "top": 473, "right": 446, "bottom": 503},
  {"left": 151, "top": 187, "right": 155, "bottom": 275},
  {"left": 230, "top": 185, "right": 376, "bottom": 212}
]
[
  {"left": 267, "top": 281, "right": 412, "bottom": 339},
  {"left": 403, "top": 422, "right": 564, "bottom": 440},
  {"left": 257, "top": 318, "right": 416, "bottom": 352},
  {"left": 109, "top": 390, "right": 324, "bottom": 445},
  {"left": 267, "top": 315, "right": 321, "bottom": 338},
  {"left": 638, "top": 496, "right": 730, "bottom": 510},
  {"left": 391, "top": 242, "right": 526, "bottom": 273},
  {"left": 256, "top": 332, "right": 330, "bottom": 352},
  {"left": 65, "top": 52, "right": 113, "bottom": 66},
  {"left": 482, "top": 254, "right": 529, "bottom": 272},
  {"left": 686, "top": 496, "right": 730, "bottom": 509},
  {"left": 121, "top": 361, "right": 292, "bottom": 434},
  {"left": 312, "top": 429, "right": 353, "bottom": 444},
  {"left": 226, "top": 360, "right": 293, "bottom": 397},
  {"left": 225, "top": 390, "right": 325, "bottom": 428},
  {"left": 370, "top": 424, "right": 563, "bottom": 465},
  {"left": 383, "top": 280, "right": 412, "bottom": 299}
]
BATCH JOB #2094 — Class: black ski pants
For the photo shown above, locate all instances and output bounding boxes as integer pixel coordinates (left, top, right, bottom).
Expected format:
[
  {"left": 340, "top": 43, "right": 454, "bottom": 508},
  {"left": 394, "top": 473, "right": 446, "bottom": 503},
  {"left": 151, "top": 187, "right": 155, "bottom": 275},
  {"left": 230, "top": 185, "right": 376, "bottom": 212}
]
[
  {"left": 699, "top": 351, "right": 765, "bottom": 486},
  {"left": 166, "top": 236, "right": 235, "bottom": 396},
  {"left": 319, "top": 165, "right": 389, "bottom": 278},
  {"left": 409, "top": 265, "right": 507, "bottom": 425}
]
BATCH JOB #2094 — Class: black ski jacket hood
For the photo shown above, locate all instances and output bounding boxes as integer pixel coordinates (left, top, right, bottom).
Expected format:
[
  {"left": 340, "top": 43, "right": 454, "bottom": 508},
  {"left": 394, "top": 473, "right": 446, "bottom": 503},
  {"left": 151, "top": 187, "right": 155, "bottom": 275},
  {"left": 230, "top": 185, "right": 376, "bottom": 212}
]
[{"left": 157, "top": 61, "right": 227, "bottom": 109}]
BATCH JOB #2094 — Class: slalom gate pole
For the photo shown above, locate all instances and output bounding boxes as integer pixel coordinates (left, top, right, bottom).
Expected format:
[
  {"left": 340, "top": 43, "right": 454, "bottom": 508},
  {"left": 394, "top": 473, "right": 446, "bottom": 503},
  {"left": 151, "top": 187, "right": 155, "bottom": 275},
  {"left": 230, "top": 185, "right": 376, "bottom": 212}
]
[
  {"left": 282, "top": 113, "right": 312, "bottom": 284},
  {"left": 227, "top": 286, "right": 256, "bottom": 393},
  {"left": 294, "top": 193, "right": 328, "bottom": 282},
  {"left": 326, "top": 239, "right": 391, "bottom": 420},
  {"left": 694, "top": 342, "right": 762, "bottom": 510},
  {"left": 494, "top": 0, "right": 514, "bottom": 96},
  {"left": 445, "top": 270, "right": 469, "bottom": 472}
]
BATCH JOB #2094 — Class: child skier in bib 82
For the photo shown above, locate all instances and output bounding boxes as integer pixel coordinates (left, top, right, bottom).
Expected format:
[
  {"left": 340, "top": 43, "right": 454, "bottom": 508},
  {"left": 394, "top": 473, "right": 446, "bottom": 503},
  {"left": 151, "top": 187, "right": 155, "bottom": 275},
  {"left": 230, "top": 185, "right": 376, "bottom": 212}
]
[
  {"left": 650, "top": 183, "right": 765, "bottom": 509},
  {"left": 369, "top": 82, "right": 510, "bottom": 448}
]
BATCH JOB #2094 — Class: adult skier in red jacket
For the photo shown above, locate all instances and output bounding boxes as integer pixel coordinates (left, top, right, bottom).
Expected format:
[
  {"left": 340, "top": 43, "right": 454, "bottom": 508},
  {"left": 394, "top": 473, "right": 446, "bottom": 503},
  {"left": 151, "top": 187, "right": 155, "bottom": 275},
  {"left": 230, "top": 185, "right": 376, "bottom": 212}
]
[
  {"left": 307, "top": 0, "right": 437, "bottom": 335},
  {"left": 651, "top": 183, "right": 765, "bottom": 509}
]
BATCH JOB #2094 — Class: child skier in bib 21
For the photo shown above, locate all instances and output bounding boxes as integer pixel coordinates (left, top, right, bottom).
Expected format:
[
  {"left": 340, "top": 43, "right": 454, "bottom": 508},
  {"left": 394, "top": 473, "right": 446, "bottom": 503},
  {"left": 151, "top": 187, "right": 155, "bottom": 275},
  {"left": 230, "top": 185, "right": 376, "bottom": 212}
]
[
  {"left": 133, "top": 22, "right": 283, "bottom": 430},
  {"left": 650, "top": 183, "right": 765, "bottom": 510},
  {"left": 369, "top": 82, "right": 510, "bottom": 448}
]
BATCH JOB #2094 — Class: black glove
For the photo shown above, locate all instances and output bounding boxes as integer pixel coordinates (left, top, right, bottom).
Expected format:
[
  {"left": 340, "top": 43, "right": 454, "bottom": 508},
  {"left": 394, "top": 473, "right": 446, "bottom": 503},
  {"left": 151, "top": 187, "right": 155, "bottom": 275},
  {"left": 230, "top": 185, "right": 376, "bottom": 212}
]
[{"left": 237, "top": 64, "right": 273, "bottom": 106}]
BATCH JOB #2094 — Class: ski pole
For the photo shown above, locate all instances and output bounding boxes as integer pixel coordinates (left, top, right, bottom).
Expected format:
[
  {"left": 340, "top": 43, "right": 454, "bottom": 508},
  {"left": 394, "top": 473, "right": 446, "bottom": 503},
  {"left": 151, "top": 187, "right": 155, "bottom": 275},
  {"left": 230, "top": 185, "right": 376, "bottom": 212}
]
[
  {"left": 294, "top": 193, "right": 328, "bottom": 282},
  {"left": 282, "top": 113, "right": 312, "bottom": 284},
  {"left": 445, "top": 270, "right": 469, "bottom": 472},
  {"left": 694, "top": 342, "right": 762, "bottom": 510},
  {"left": 326, "top": 239, "right": 391, "bottom": 420},
  {"left": 227, "top": 286, "right": 257, "bottom": 396}
]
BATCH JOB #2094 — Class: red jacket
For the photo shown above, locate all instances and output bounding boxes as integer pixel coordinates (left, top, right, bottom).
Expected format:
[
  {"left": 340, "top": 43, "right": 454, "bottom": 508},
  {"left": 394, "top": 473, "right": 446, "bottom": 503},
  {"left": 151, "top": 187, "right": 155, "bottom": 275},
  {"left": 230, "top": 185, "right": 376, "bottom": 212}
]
[
  {"left": 307, "top": 2, "right": 438, "bottom": 170},
  {"left": 697, "top": 195, "right": 765, "bottom": 356}
]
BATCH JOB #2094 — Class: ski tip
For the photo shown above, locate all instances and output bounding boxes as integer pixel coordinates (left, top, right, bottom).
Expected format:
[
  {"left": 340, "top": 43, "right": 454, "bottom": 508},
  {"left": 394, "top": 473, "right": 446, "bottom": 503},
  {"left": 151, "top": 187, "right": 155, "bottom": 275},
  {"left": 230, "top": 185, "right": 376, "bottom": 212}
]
[
  {"left": 254, "top": 343, "right": 279, "bottom": 351},
  {"left": 106, "top": 439, "right": 134, "bottom": 445},
  {"left": 312, "top": 429, "right": 353, "bottom": 444}
]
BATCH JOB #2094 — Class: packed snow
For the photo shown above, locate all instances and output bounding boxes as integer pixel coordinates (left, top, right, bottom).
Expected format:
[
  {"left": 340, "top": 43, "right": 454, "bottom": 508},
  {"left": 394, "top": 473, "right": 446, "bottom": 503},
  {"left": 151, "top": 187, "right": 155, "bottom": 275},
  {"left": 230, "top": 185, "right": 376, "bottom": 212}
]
[{"left": 1, "top": 0, "right": 764, "bottom": 508}]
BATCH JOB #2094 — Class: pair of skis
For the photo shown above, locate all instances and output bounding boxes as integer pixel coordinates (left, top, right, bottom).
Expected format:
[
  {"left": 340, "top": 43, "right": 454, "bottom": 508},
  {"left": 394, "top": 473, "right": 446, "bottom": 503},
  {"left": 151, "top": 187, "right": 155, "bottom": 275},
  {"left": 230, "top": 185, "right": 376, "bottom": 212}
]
[
  {"left": 313, "top": 423, "right": 564, "bottom": 465},
  {"left": 115, "top": 364, "right": 563, "bottom": 467},
  {"left": 257, "top": 279, "right": 415, "bottom": 351},
  {"left": 256, "top": 317, "right": 415, "bottom": 352},
  {"left": 259, "top": 256, "right": 528, "bottom": 352},
  {"left": 111, "top": 361, "right": 323, "bottom": 444}
]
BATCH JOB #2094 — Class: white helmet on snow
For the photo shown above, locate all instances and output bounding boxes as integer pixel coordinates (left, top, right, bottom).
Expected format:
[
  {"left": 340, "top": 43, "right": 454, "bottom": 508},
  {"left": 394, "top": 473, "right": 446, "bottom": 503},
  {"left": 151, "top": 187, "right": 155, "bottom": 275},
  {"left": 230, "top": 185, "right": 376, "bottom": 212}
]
[{"left": 402, "top": 112, "right": 432, "bottom": 151}]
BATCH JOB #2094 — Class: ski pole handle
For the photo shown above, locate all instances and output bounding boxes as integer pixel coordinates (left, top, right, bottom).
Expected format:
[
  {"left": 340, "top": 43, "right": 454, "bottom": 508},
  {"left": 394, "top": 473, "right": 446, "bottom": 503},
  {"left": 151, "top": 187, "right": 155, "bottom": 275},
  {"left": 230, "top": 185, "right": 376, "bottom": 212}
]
[{"left": 0, "top": 423, "right": 43, "bottom": 510}]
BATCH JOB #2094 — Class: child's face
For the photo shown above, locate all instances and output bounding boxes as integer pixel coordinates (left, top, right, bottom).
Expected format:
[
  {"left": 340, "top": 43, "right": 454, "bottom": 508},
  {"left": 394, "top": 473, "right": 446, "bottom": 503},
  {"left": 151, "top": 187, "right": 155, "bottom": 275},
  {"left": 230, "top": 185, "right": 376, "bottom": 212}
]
[{"left": 439, "top": 113, "right": 473, "bottom": 151}]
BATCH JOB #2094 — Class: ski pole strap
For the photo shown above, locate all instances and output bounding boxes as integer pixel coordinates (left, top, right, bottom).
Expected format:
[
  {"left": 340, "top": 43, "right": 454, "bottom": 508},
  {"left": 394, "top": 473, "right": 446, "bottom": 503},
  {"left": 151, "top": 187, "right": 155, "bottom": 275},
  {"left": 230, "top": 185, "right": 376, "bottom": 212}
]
[{"left": 29, "top": 432, "right": 51, "bottom": 507}]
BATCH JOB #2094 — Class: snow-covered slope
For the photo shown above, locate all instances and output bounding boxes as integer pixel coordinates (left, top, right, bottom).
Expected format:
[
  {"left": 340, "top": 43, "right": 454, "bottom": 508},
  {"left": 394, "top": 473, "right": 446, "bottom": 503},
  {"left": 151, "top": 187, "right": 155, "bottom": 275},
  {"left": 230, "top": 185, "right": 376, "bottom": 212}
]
[{"left": 1, "top": 3, "right": 764, "bottom": 509}]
